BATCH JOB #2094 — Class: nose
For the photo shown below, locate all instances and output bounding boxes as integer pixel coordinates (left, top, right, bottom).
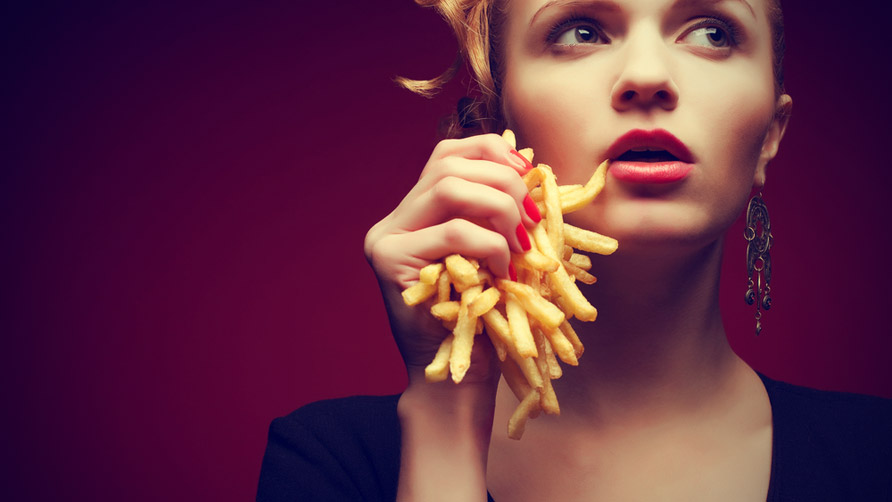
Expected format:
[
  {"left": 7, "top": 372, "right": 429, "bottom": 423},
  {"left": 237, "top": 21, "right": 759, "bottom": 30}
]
[{"left": 610, "top": 30, "right": 679, "bottom": 112}]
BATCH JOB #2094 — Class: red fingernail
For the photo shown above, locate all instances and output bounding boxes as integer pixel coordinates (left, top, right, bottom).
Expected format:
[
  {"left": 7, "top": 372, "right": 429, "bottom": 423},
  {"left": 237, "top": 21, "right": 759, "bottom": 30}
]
[
  {"left": 515, "top": 223, "right": 531, "bottom": 251},
  {"left": 510, "top": 149, "right": 533, "bottom": 171},
  {"left": 523, "top": 194, "right": 541, "bottom": 223},
  {"left": 509, "top": 262, "right": 517, "bottom": 282}
]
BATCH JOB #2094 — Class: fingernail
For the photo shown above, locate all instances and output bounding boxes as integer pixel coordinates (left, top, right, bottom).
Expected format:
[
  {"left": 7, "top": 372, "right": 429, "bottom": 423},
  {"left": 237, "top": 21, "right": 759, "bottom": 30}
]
[
  {"left": 523, "top": 194, "right": 541, "bottom": 223},
  {"left": 509, "top": 262, "right": 517, "bottom": 282},
  {"left": 515, "top": 223, "right": 531, "bottom": 251},
  {"left": 510, "top": 149, "right": 533, "bottom": 171}
]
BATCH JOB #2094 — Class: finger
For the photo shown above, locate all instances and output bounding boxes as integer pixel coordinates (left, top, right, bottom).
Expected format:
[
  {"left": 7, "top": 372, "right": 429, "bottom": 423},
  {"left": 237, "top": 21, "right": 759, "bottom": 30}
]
[
  {"left": 427, "top": 133, "right": 533, "bottom": 176},
  {"left": 414, "top": 157, "right": 540, "bottom": 228},
  {"left": 370, "top": 218, "right": 512, "bottom": 287},
  {"left": 397, "top": 176, "right": 531, "bottom": 253}
]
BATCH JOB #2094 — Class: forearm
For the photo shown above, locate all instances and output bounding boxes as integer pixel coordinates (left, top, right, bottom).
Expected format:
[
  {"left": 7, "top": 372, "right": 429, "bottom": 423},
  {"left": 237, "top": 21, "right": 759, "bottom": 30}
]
[{"left": 396, "top": 374, "right": 497, "bottom": 502}]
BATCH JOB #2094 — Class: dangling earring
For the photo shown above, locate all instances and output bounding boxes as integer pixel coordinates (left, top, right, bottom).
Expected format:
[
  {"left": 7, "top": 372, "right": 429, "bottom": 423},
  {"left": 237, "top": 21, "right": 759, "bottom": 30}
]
[{"left": 744, "top": 193, "right": 773, "bottom": 335}]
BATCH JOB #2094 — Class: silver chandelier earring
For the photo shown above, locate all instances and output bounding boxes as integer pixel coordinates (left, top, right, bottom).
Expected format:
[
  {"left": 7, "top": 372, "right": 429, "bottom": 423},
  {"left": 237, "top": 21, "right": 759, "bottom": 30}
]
[{"left": 744, "top": 193, "right": 773, "bottom": 335}]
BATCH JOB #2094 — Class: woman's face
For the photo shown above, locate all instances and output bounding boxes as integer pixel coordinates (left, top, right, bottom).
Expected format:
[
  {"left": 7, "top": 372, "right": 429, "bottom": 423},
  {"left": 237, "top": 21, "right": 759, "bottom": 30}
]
[{"left": 501, "top": 0, "right": 790, "bottom": 253}]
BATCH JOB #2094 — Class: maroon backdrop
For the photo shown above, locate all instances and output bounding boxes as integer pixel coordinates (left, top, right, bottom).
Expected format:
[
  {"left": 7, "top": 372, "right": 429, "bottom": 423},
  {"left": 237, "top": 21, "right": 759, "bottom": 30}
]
[{"left": 4, "top": 1, "right": 891, "bottom": 500}]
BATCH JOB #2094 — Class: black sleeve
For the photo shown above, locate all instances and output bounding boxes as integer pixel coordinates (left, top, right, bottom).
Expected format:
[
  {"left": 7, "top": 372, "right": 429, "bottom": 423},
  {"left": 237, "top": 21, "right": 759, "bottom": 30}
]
[{"left": 257, "top": 395, "right": 402, "bottom": 502}]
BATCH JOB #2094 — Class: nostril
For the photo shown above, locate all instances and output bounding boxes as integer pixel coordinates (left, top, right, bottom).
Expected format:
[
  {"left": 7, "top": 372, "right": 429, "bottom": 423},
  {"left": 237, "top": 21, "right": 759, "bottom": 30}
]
[
  {"left": 656, "top": 90, "right": 670, "bottom": 100},
  {"left": 622, "top": 90, "right": 636, "bottom": 101}
]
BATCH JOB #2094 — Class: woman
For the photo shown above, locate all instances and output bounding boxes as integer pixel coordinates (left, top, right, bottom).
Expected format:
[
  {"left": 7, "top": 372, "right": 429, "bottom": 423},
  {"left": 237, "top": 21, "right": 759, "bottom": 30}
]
[{"left": 259, "top": 0, "right": 892, "bottom": 500}]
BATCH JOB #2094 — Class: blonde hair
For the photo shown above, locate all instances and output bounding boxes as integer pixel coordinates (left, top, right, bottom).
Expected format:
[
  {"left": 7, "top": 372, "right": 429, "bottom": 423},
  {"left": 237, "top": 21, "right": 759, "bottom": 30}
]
[{"left": 394, "top": 0, "right": 503, "bottom": 137}]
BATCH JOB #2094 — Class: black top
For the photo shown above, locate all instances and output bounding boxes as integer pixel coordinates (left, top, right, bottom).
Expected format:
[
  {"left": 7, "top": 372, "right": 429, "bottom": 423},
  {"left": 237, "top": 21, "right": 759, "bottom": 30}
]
[{"left": 257, "top": 374, "right": 892, "bottom": 501}]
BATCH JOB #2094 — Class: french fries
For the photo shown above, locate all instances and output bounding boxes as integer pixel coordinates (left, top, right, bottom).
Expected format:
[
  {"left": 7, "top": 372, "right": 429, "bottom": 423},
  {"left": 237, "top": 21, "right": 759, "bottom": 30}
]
[{"left": 401, "top": 129, "right": 617, "bottom": 439}]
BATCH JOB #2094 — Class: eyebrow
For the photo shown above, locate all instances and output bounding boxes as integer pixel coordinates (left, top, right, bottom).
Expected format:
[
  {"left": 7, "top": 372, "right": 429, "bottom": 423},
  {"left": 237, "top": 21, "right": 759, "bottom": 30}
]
[
  {"left": 529, "top": 0, "right": 755, "bottom": 28},
  {"left": 529, "top": 0, "right": 620, "bottom": 28},
  {"left": 672, "top": 0, "right": 755, "bottom": 18}
]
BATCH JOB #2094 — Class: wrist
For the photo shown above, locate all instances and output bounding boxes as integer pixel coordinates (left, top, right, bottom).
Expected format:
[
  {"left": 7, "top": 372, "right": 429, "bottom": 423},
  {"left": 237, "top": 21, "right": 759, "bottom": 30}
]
[
  {"left": 397, "top": 379, "right": 497, "bottom": 502},
  {"left": 399, "top": 375, "right": 498, "bottom": 432}
]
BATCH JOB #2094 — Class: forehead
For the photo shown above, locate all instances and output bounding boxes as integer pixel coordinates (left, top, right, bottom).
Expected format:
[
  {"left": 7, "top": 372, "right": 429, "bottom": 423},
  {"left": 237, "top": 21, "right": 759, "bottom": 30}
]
[{"left": 506, "top": 0, "right": 768, "bottom": 23}]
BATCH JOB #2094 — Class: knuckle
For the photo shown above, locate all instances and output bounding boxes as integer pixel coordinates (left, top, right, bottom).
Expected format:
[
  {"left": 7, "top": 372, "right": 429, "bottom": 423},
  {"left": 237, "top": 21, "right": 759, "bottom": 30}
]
[
  {"left": 432, "top": 138, "right": 458, "bottom": 158},
  {"left": 442, "top": 218, "right": 473, "bottom": 244},
  {"left": 431, "top": 176, "right": 463, "bottom": 203}
]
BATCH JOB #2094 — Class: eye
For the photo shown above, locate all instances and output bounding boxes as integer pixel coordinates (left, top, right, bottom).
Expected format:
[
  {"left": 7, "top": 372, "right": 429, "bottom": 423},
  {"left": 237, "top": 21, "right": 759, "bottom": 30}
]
[
  {"left": 548, "top": 17, "right": 609, "bottom": 46},
  {"left": 678, "top": 17, "right": 741, "bottom": 51},
  {"left": 555, "top": 24, "right": 604, "bottom": 45},
  {"left": 682, "top": 26, "right": 730, "bottom": 48}
]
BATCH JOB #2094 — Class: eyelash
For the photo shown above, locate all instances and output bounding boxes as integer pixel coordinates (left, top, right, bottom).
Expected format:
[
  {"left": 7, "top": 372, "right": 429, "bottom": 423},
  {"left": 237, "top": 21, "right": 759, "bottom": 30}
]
[
  {"left": 544, "top": 13, "right": 745, "bottom": 48},
  {"left": 546, "top": 13, "right": 608, "bottom": 45},
  {"left": 683, "top": 15, "right": 744, "bottom": 47}
]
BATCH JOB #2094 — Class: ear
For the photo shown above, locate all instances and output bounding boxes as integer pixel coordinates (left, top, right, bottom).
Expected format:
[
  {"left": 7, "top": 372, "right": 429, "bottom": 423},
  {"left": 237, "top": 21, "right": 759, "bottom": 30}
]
[{"left": 753, "top": 94, "right": 792, "bottom": 188}]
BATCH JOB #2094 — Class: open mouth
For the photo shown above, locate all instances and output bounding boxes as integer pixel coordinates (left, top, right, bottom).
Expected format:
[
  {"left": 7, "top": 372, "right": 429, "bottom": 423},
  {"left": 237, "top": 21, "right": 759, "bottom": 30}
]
[{"left": 616, "top": 148, "right": 679, "bottom": 163}]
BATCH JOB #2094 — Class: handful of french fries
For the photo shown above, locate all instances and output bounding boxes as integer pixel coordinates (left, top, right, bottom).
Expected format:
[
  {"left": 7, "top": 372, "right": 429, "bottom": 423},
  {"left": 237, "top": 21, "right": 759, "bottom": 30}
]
[{"left": 401, "top": 130, "right": 617, "bottom": 439}]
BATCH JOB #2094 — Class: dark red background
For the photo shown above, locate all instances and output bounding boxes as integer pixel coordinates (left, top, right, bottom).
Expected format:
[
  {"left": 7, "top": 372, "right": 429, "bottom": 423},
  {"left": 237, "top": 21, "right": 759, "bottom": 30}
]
[{"left": 4, "top": 1, "right": 891, "bottom": 500}]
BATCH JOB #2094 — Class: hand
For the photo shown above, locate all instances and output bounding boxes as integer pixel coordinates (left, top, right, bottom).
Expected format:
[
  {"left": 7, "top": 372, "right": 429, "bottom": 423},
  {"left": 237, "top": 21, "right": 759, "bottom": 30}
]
[{"left": 364, "top": 133, "right": 539, "bottom": 384}]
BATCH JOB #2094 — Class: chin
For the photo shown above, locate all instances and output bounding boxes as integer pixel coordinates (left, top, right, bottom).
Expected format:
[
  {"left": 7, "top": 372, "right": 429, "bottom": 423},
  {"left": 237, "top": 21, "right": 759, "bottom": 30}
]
[{"left": 567, "top": 201, "right": 729, "bottom": 255}]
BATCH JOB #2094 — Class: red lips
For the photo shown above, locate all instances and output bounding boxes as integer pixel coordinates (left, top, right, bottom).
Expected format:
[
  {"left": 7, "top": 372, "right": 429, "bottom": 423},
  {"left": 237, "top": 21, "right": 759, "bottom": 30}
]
[
  {"left": 606, "top": 129, "right": 695, "bottom": 184},
  {"left": 606, "top": 129, "right": 694, "bottom": 163}
]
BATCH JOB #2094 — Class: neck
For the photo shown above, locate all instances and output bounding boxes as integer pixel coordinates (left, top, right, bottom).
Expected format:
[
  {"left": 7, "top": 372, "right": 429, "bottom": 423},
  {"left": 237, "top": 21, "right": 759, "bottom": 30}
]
[{"left": 553, "top": 239, "right": 743, "bottom": 424}]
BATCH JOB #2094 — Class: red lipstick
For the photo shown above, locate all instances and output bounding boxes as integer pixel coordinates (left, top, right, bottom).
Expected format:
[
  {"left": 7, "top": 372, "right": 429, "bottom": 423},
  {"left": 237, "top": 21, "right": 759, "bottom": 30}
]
[{"left": 606, "top": 129, "right": 694, "bottom": 184}]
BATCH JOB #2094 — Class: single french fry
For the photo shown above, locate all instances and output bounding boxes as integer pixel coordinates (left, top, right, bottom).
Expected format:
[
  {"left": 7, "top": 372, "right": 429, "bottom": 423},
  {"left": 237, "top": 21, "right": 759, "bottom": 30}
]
[
  {"left": 559, "top": 319, "right": 585, "bottom": 359},
  {"left": 533, "top": 331, "right": 560, "bottom": 415},
  {"left": 512, "top": 249, "right": 559, "bottom": 274},
  {"left": 436, "top": 270, "right": 452, "bottom": 303},
  {"left": 539, "top": 164, "right": 564, "bottom": 255},
  {"left": 401, "top": 281, "right": 437, "bottom": 306},
  {"left": 560, "top": 159, "right": 609, "bottom": 214},
  {"left": 554, "top": 295, "right": 573, "bottom": 317},
  {"left": 490, "top": 332, "right": 508, "bottom": 362},
  {"left": 430, "top": 301, "right": 460, "bottom": 322},
  {"left": 419, "top": 262, "right": 444, "bottom": 285},
  {"left": 522, "top": 165, "right": 545, "bottom": 191},
  {"left": 502, "top": 129, "right": 517, "bottom": 149},
  {"left": 505, "top": 293, "right": 538, "bottom": 357},
  {"left": 498, "top": 357, "right": 532, "bottom": 401},
  {"left": 508, "top": 388, "right": 541, "bottom": 440},
  {"left": 445, "top": 254, "right": 480, "bottom": 291},
  {"left": 510, "top": 347, "right": 545, "bottom": 390},
  {"left": 568, "top": 252, "right": 592, "bottom": 270},
  {"left": 517, "top": 147, "right": 534, "bottom": 164},
  {"left": 531, "top": 223, "right": 559, "bottom": 260},
  {"left": 468, "top": 286, "right": 500, "bottom": 317},
  {"left": 482, "top": 308, "right": 512, "bottom": 345},
  {"left": 529, "top": 183, "right": 581, "bottom": 204},
  {"left": 547, "top": 267, "right": 598, "bottom": 321},
  {"left": 563, "top": 223, "right": 619, "bottom": 256},
  {"left": 497, "top": 279, "right": 565, "bottom": 330},
  {"left": 542, "top": 334, "right": 563, "bottom": 379},
  {"left": 505, "top": 292, "right": 537, "bottom": 358},
  {"left": 562, "top": 245, "right": 574, "bottom": 261},
  {"left": 542, "top": 325, "right": 579, "bottom": 366},
  {"left": 449, "top": 286, "right": 482, "bottom": 383},
  {"left": 424, "top": 335, "right": 453, "bottom": 382},
  {"left": 564, "top": 259, "right": 597, "bottom": 285}
]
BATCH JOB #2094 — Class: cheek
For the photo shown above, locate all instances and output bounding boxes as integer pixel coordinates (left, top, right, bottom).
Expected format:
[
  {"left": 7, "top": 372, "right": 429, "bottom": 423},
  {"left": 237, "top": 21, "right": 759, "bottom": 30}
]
[
  {"left": 687, "top": 70, "right": 775, "bottom": 186},
  {"left": 503, "top": 65, "right": 608, "bottom": 175},
  {"left": 727, "top": 90, "right": 774, "bottom": 165}
]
